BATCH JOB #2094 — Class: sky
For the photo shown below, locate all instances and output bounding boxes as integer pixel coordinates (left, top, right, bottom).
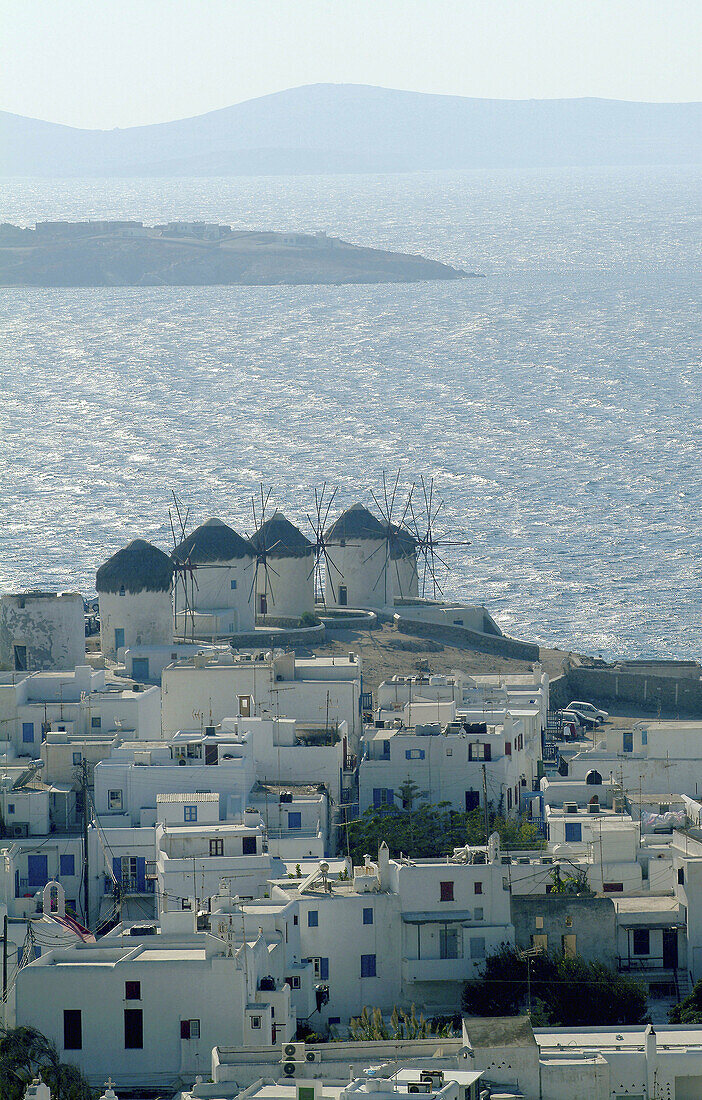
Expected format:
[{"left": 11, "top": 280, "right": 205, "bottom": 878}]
[{"left": 1, "top": 0, "right": 700, "bottom": 129}]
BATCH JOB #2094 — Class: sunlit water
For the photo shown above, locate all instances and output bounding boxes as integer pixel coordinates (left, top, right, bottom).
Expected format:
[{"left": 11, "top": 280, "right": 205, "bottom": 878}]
[{"left": 0, "top": 168, "right": 700, "bottom": 660}]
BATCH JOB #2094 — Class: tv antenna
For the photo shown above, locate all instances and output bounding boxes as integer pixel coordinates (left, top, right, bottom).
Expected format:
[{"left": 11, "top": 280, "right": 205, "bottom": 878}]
[{"left": 404, "top": 475, "right": 471, "bottom": 599}]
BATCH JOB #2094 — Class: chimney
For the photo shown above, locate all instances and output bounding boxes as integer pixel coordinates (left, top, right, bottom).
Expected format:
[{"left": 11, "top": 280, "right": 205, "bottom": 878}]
[{"left": 378, "top": 841, "right": 390, "bottom": 890}]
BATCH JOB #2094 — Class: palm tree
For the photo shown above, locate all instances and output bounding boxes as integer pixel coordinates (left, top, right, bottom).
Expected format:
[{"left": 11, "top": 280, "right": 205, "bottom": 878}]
[{"left": 0, "top": 1026, "right": 93, "bottom": 1100}]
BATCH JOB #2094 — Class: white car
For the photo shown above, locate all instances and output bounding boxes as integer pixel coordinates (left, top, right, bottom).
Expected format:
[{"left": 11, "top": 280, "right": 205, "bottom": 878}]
[{"left": 567, "top": 700, "right": 608, "bottom": 724}]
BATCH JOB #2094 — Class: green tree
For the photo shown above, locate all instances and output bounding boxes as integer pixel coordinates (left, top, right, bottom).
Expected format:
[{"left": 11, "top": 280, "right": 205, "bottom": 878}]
[
  {"left": 347, "top": 802, "right": 543, "bottom": 864},
  {"left": 670, "top": 979, "right": 702, "bottom": 1024},
  {"left": 0, "top": 1026, "right": 93, "bottom": 1100},
  {"left": 462, "top": 946, "right": 647, "bottom": 1027},
  {"left": 549, "top": 866, "right": 593, "bottom": 896}
]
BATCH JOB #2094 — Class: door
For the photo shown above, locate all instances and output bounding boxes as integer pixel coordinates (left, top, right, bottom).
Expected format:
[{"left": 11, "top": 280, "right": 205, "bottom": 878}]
[
  {"left": 114, "top": 627, "right": 125, "bottom": 651},
  {"left": 27, "top": 854, "right": 49, "bottom": 893},
  {"left": 259, "top": 593, "right": 268, "bottom": 615},
  {"left": 338, "top": 586, "right": 348, "bottom": 606},
  {"left": 465, "top": 790, "right": 480, "bottom": 812},
  {"left": 13, "top": 644, "right": 27, "bottom": 671},
  {"left": 205, "top": 743, "right": 219, "bottom": 766},
  {"left": 622, "top": 731, "right": 633, "bottom": 753},
  {"left": 663, "top": 929, "right": 679, "bottom": 969},
  {"left": 131, "top": 657, "right": 149, "bottom": 681}
]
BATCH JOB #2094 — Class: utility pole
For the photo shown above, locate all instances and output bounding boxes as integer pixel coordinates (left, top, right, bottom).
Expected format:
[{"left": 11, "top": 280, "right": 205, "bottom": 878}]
[
  {"left": 80, "top": 760, "right": 90, "bottom": 928},
  {"left": 2, "top": 913, "right": 7, "bottom": 1010},
  {"left": 482, "top": 764, "right": 490, "bottom": 845}
]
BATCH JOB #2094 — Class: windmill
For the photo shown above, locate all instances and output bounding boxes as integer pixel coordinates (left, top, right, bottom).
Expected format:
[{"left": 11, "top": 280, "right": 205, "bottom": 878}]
[
  {"left": 168, "top": 491, "right": 199, "bottom": 641},
  {"left": 306, "top": 484, "right": 345, "bottom": 605},
  {"left": 363, "top": 469, "right": 417, "bottom": 605},
  {"left": 404, "top": 475, "right": 472, "bottom": 599},
  {"left": 246, "top": 483, "right": 282, "bottom": 618}
]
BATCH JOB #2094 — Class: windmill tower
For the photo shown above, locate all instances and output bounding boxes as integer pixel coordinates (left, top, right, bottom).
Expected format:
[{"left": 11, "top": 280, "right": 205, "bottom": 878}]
[
  {"left": 171, "top": 517, "right": 256, "bottom": 639},
  {"left": 323, "top": 502, "right": 390, "bottom": 610},
  {"left": 250, "top": 487, "right": 315, "bottom": 620},
  {"left": 306, "top": 484, "right": 346, "bottom": 607},
  {"left": 96, "top": 539, "right": 174, "bottom": 659}
]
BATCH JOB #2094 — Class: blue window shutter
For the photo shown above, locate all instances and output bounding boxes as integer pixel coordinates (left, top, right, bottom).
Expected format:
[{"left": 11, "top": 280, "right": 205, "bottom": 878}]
[
  {"left": 361, "top": 954, "right": 376, "bottom": 977},
  {"left": 319, "top": 958, "right": 329, "bottom": 980},
  {"left": 405, "top": 750, "right": 412, "bottom": 760},
  {"left": 60, "top": 854, "right": 75, "bottom": 877},
  {"left": 22, "top": 722, "right": 34, "bottom": 743},
  {"left": 288, "top": 812, "right": 302, "bottom": 829},
  {"left": 564, "top": 822, "right": 582, "bottom": 842},
  {"left": 386, "top": 789, "right": 394, "bottom": 805},
  {"left": 136, "top": 858, "right": 146, "bottom": 892},
  {"left": 363, "top": 907, "right": 373, "bottom": 925},
  {"left": 113, "top": 857, "right": 122, "bottom": 884},
  {"left": 308, "top": 911, "right": 318, "bottom": 927},
  {"left": 373, "top": 789, "right": 383, "bottom": 808}
]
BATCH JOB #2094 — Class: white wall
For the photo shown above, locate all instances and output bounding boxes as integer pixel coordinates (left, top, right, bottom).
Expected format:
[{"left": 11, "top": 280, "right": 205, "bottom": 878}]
[
  {"left": 174, "top": 558, "right": 255, "bottom": 634},
  {"left": 99, "top": 590, "right": 173, "bottom": 660},
  {"left": 255, "top": 554, "right": 315, "bottom": 619},
  {"left": 0, "top": 594, "right": 85, "bottom": 672},
  {"left": 325, "top": 539, "right": 392, "bottom": 609}
]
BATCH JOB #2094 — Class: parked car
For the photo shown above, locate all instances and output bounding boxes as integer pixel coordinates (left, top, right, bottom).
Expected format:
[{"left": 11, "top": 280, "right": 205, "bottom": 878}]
[{"left": 566, "top": 700, "right": 609, "bottom": 724}]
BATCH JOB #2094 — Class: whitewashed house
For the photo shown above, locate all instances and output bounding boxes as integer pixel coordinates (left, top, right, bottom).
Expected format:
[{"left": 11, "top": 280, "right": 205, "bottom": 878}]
[
  {"left": 161, "top": 648, "right": 363, "bottom": 743},
  {"left": 567, "top": 719, "right": 702, "bottom": 799},
  {"left": 0, "top": 591, "right": 85, "bottom": 672},
  {"left": 96, "top": 540, "right": 174, "bottom": 661},
  {"left": 172, "top": 518, "right": 256, "bottom": 638},
  {"left": 250, "top": 512, "right": 316, "bottom": 620},
  {"left": 247, "top": 782, "right": 330, "bottom": 858}
]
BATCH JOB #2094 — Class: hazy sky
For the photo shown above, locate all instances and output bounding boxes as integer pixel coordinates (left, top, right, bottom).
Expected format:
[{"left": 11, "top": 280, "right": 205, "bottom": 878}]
[{"left": 2, "top": 0, "right": 700, "bottom": 129}]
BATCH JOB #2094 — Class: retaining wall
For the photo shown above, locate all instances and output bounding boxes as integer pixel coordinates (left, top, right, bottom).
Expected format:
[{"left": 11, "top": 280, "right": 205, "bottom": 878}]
[
  {"left": 394, "top": 614, "right": 540, "bottom": 662},
  {"left": 550, "top": 667, "right": 702, "bottom": 717}
]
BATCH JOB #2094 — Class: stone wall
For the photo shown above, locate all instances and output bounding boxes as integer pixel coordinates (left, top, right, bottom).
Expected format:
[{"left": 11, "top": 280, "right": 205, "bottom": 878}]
[
  {"left": 394, "top": 614, "right": 540, "bottom": 662},
  {"left": 512, "top": 893, "right": 618, "bottom": 969},
  {"left": 553, "top": 667, "right": 702, "bottom": 717}
]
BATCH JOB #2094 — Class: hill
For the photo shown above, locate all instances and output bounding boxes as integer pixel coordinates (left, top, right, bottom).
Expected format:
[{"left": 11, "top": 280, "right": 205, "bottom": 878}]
[{"left": 2, "top": 84, "right": 700, "bottom": 176}]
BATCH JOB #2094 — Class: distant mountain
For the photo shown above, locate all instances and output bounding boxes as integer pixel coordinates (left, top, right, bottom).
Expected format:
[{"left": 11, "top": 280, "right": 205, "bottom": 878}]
[{"left": 2, "top": 84, "right": 700, "bottom": 177}]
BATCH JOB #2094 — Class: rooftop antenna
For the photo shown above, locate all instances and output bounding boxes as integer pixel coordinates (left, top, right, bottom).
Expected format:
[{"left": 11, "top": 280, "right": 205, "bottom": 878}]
[
  {"left": 246, "top": 483, "right": 281, "bottom": 620},
  {"left": 404, "top": 475, "right": 472, "bottom": 599},
  {"left": 365, "top": 469, "right": 416, "bottom": 604},
  {"left": 306, "top": 484, "right": 345, "bottom": 606},
  {"left": 169, "top": 491, "right": 199, "bottom": 642}
]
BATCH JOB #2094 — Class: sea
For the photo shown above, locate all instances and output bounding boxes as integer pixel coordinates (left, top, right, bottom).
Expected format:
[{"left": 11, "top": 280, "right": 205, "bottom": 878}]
[{"left": 0, "top": 167, "right": 700, "bottom": 661}]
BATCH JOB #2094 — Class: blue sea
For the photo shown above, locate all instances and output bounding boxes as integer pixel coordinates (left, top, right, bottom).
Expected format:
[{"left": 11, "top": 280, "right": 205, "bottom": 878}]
[{"left": 0, "top": 167, "right": 700, "bottom": 660}]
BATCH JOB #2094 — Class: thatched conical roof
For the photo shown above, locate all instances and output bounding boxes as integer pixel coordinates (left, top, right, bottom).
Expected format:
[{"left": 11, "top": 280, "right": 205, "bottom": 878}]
[
  {"left": 172, "top": 518, "right": 255, "bottom": 564},
  {"left": 324, "top": 503, "right": 386, "bottom": 542},
  {"left": 251, "top": 512, "right": 314, "bottom": 559},
  {"left": 389, "top": 523, "right": 418, "bottom": 560},
  {"left": 96, "top": 539, "right": 173, "bottom": 594}
]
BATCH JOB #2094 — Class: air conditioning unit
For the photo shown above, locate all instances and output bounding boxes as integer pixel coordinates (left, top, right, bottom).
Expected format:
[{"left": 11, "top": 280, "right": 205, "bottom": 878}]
[
  {"left": 283, "top": 1042, "right": 305, "bottom": 1061},
  {"left": 205, "top": 725, "right": 216, "bottom": 736},
  {"left": 145, "top": 861, "right": 157, "bottom": 880},
  {"left": 587, "top": 803, "right": 600, "bottom": 814},
  {"left": 12, "top": 823, "right": 29, "bottom": 838},
  {"left": 563, "top": 802, "right": 579, "bottom": 814},
  {"left": 407, "top": 1084, "right": 432, "bottom": 1094},
  {"left": 305, "top": 1050, "right": 322, "bottom": 1064},
  {"left": 282, "top": 1063, "right": 298, "bottom": 1078}
]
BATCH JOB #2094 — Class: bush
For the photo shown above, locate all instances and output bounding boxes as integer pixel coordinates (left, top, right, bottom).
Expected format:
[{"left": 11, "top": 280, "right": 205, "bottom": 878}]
[{"left": 670, "top": 979, "right": 702, "bottom": 1024}]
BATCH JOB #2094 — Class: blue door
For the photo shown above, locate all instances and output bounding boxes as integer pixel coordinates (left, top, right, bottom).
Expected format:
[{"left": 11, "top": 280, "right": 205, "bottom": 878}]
[
  {"left": 114, "top": 628, "right": 125, "bottom": 651},
  {"left": 27, "top": 854, "right": 49, "bottom": 893},
  {"left": 132, "top": 657, "right": 149, "bottom": 681}
]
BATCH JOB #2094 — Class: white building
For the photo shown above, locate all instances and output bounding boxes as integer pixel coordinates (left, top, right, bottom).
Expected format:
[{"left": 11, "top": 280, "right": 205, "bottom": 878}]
[
  {"left": 567, "top": 719, "right": 702, "bottom": 799},
  {"left": 93, "top": 727, "right": 256, "bottom": 826},
  {"left": 388, "top": 525, "right": 419, "bottom": 601},
  {"left": 96, "top": 539, "right": 174, "bottom": 661},
  {"left": 251, "top": 512, "right": 315, "bottom": 620},
  {"left": 0, "top": 592, "right": 85, "bottom": 672},
  {"left": 161, "top": 649, "right": 363, "bottom": 744},
  {"left": 15, "top": 906, "right": 295, "bottom": 1087},
  {"left": 360, "top": 713, "right": 532, "bottom": 817},
  {"left": 248, "top": 782, "right": 330, "bottom": 858},
  {"left": 324, "top": 504, "right": 393, "bottom": 609},
  {"left": 172, "top": 518, "right": 256, "bottom": 638}
]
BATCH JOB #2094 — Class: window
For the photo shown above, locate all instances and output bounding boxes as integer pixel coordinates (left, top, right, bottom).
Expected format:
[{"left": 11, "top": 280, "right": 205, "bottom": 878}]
[
  {"left": 183, "top": 805, "right": 198, "bottom": 822},
  {"left": 293, "top": 914, "right": 298, "bottom": 926},
  {"left": 121, "top": 856, "right": 138, "bottom": 889},
  {"left": 238, "top": 695, "right": 251, "bottom": 717},
  {"left": 125, "top": 981, "right": 141, "bottom": 1000},
  {"left": 603, "top": 882, "right": 624, "bottom": 893},
  {"left": 440, "top": 927, "right": 460, "bottom": 959},
  {"left": 505, "top": 741, "right": 511, "bottom": 756},
  {"left": 468, "top": 742, "right": 491, "bottom": 762},
  {"left": 535, "top": 916, "right": 544, "bottom": 929},
  {"left": 124, "top": 1008, "right": 143, "bottom": 1049},
  {"left": 446, "top": 747, "right": 452, "bottom": 757},
  {"left": 91, "top": 716, "right": 102, "bottom": 728},
  {"left": 470, "top": 936, "right": 485, "bottom": 959},
  {"left": 308, "top": 910, "right": 319, "bottom": 927},
  {"left": 182, "top": 898, "right": 192, "bottom": 910},
  {"left": 562, "top": 934, "right": 577, "bottom": 959},
  {"left": 108, "top": 790, "right": 123, "bottom": 811},
  {"left": 465, "top": 790, "right": 480, "bottom": 812},
  {"left": 230, "top": 580, "right": 237, "bottom": 590},
  {"left": 288, "top": 812, "right": 302, "bottom": 830},
  {"left": 7, "top": 804, "right": 14, "bottom": 815},
  {"left": 678, "top": 868, "right": 685, "bottom": 885},
  {"left": 286, "top": 975, "right": 301, "bottom": 989},
  {"left": 311, "top": 957, "right": 329, "bottom": 980},
  {"left": 507, "top": 788, "right": 512, "bottom": 811},
  {"left": 250, "top": 1016, "right": 262, "bottom": 1030},
  {"left": 474, "top": 908, "right": 483, "bottom": 920},
  {"left": 60, "top": 854, "right": 75, "bottom": 877},
  {"left": 532, "top": 934, "right": 548, "bottom": 952},
  {"left": 633, "top": 929, "right": 650, "bottom": 956},
  {"left": 622, "top": 731, "right": 633, "bottom": 753},
  {"left": 72, "top": 752, "right": 82, "bottom": 765},
  {"left": 242, "top": 835, "right": 257, "bottom": 855},
  {"left": 181, "top": 1019, "right": 200, "bottom": 1039},
  {"left": 363, "top": 907, "right": 373, "bottom": 925},
  {"left": 641, "top": 729, "right": 648, "bottom": 745},
  {"left": 440, "top": 881, "right": 454, "bottom": 902},
  {"left": 209, "top": 839, "right": 224, "bottom": 857},
  {"left": 63, "top": 1010, "right": 81, "bottom": 1050},
  {"left": 474, "top": 881, "right": 483, "bottom": 895},
  {"left": 405, "top": 749, "right": 425, "bottom": 760},
  {"left": 565, "top": 915, "right": 573, "bottom": 927},
  {"left": 564, "top": 822, "right": 582, "bottom": 842},
  {"left": 372, "top": 788, "right": 394, "bottom": 808},
  {"left": 360, "top": 954, "right": 376, "bottom": 977},
  {"left": 22, "top": 722, "right": 34, "bottom": 744}
]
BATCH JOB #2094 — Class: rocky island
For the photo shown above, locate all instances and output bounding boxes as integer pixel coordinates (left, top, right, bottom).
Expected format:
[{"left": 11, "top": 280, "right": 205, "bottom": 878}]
[{"left": 0, "top": 220, "right": 474, "bottom": 287}]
